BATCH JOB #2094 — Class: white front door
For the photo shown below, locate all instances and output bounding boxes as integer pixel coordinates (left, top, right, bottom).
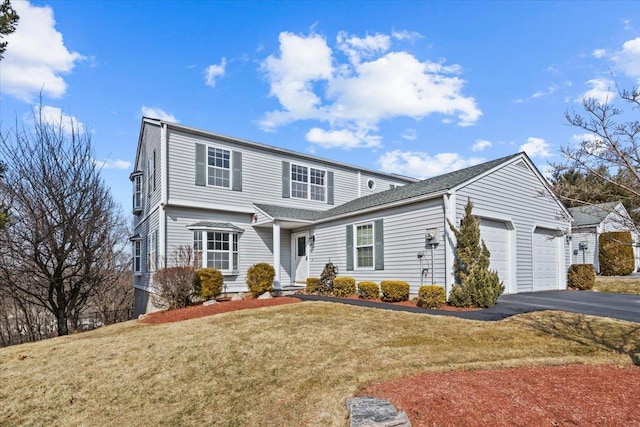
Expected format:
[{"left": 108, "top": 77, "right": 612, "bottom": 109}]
[{"left": 292, "top": 232, "right": 309, "bottom": 284}]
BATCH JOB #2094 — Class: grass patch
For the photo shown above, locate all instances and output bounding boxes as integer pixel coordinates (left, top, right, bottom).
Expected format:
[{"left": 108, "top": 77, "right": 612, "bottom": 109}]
[
  {"left": 0, "top": 302, "right": 636, "bottom": 426},
  {"left": 594, "top": 276, "right": 640, "bottom": 295}
]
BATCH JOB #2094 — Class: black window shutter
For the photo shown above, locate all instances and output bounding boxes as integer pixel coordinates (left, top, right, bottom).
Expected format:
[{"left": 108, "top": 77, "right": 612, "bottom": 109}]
[
  {"left": 282, "top": 161, "right": 290, "bottom": 198},
  {"left": 195, "top": 143, "right": 206, "bottom": 186},
  {"left": 232, "top": 151, "right": 242, "bottom": 192},
  {"left": 327, "top": 171, "right": 334, "bottom": 205},
  {"left": 346, "top": 225, "right": 354, "bottom": 271},
  {"left": 374, "top": 219, "right": 384, "bottom": 270}
]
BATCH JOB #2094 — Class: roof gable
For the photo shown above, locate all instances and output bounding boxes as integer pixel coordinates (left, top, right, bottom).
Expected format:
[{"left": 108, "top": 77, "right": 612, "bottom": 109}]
[{"left": 568, "top": 202, "right": 627, "bottom": 227}]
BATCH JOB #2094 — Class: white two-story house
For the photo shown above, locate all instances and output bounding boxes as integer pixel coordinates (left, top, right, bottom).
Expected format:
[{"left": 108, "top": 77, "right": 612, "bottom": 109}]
[{"left": 132, "top": 118, "right": 571, "bottom": 316}]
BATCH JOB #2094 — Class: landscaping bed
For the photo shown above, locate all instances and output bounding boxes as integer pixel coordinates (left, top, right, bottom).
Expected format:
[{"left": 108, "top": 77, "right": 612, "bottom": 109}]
[{"left": 361, "top": 364, "right": 640, "bottom": 426}]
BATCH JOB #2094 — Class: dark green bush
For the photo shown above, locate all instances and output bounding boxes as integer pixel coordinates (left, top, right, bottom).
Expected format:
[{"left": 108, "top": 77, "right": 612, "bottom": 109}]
[
  {"left": 246, "top": 263, "right": 275, "bottom": 297},
  {"left": 599, "top": 231, "right": 635, "bottom": 276},
  {"left": 417, "top": 285, "right": 446, "bottom": 309},
  {"left": 194, "top": 268, "right": 224, "bottom": 300},
  {"left": 306, "top": 277, "right": 321, "bottom": 293},
  {"left": 449, "top": 265, "right": 504, "bottom": 308},
  {"left": 333, "top": 277, "right": 356, "bottom": 297},
  {"left": 380, "top": 280, "right": 410, "bottom": 302},
  {"left": 357, "top": 281, "right": 379, "bottom": 299},
  {"left": 567, "top": 264, "right": 595, "bottom": 290}
]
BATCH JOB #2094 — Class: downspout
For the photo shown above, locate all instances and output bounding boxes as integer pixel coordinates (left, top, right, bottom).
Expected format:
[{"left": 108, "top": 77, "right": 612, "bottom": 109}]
[
  {"left": 443, "top": 191, "right": 457, "bottom": 298},
  {"left": 159, "top": 123, "right": 168, "bottom": 263}
]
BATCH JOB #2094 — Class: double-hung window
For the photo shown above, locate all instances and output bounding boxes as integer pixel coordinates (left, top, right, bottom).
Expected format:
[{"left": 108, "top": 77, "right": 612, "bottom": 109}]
[
  {"left": 132, "top": 240, "right": 142, "bottom": 274},
  {"left": 193, "top": 230, "right": 239, "bottom": 273},
  {"left": 148, "top": 151, "right": 156, "bottom": 194},
  {"left": 291, "top": 163, "right": 325, "bottom": 201},
  {"left": 356, "top": 223, "right": 374, "bottom": 268},
  {"left": 207, "top": 147, "right": 231, "bottom": 188},
  {"left": 147, "top": 230, "right": 158, "bottom": 272},
  {"left": 131, "top": 171, "right": 143, "bottom": 214}
]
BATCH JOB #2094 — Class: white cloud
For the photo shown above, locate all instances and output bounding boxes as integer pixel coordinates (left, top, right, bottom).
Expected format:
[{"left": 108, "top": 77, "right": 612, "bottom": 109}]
[
  {"left": 94, "top": 159, "right": 132, "bottom": 170},
  {"left": 305, "top": 127, "right": 381, "bottom": 149},
  {"left": 520, "top": 137, "right": 552, "bottom": 158},
  {"left": 378, "top": 150, "right": 484, "bottom": 178},
  {"left": 592, "top": 49, "right": 607, "bottom": 59},
  {"left": 472, "top": 139, "right": 492, "bottom": 152},
  {"left": 0, "top": 0, "right": 84, "bottom": 102},
  {"left": 401, "top": 128, "right": 417, "bottom": 141},
  {"left": 391, "top": 30, "right": 423, "bottom": 42},
  {"left": 205, "top": 58, "right": 227, "bottom": 87},
  {"left": 34, "top": 105, "right": 84, "bottom": 134},
  {"left": 571, "top": 132, "right": 605, "bottom": 155},
  {"left": 141, "top": 106, "right": 178, "bottom": 123},
  {"left": 531, "top": 84, "right": 558, "bottom": 99},
  {"left": 612, "top": 36, "right": 640, "bottom": 83},
  {"left": 577, "top": 78, "right": 615, "bottom": 104},
  {"left": 259, "top": 30, "right": 481, "bottom": 149}
]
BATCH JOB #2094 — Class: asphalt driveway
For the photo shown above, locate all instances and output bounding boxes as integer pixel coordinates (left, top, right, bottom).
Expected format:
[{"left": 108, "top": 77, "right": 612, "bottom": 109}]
[{"left": 297, "top": 290, "right": 640, "bottom": 323}]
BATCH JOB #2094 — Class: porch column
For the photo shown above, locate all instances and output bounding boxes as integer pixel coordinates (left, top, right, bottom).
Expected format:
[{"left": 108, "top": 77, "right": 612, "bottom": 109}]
[{"left": 273, "top": 221, "right": 281, "bottom": 289}]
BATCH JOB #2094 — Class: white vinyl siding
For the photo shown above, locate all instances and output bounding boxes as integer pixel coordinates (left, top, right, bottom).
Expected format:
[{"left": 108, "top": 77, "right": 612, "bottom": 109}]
[
  {"left": 456, "top": 160, "right": 570, "bottom": 293},
  {"left": 165, "top": 128, "right": 413, "bottom": 211}
]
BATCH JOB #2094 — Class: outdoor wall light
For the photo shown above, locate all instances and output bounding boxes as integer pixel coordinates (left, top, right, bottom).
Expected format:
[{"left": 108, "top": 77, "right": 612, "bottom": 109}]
[
  {"left": 310, "top": 235, "right": 316, "bottom": 246},
  {"left": 565, "top": 234, "right": 572, "bottom": 243}
]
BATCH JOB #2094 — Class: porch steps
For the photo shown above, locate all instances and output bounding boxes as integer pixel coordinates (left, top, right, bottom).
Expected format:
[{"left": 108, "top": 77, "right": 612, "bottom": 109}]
[{"left": 274, "top": 284, "right": 306, "bottom": 296}]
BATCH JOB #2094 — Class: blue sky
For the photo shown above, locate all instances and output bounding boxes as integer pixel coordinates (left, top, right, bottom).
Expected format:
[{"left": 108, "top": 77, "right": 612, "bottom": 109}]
[{"left": 1, "top": 0, "right": 639, "bottom": 212}]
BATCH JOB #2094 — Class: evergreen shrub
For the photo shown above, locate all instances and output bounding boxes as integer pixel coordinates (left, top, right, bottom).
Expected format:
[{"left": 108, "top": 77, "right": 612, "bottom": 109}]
[
  {"left": 567, "top": 264, "right": 595, "bottom": 290},
  {"left": 332, "top": 277, "right": 356, "bottom": 297},
  {"left": 599, "top": 231, "right": 635, "bottom": 276},
  {"left": 306, "top": 277, "right": 321, "bottom": 293},
  {"left": 194, "top": 268, "right": 224, "bottom": 300},
  {"left": 357, "top": 281, "right": 379, "bottom": 299},
  {"left": 246, "top": 262, "right": 275, "bottom": 297},
  {"left": 417, "top": 285, "right": 446, "bottom": 309},
  {"left": 380, "top": 280, "right": 410, "bottom": 302}
]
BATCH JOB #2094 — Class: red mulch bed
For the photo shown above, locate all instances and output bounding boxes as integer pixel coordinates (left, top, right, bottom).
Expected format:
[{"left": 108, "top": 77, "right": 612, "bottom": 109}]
[
  {"left": 139, "top": 296, "right": 301, "bottom": 324},
  {"left": 360, "top": 364, "right": 640, "bottom": 426},
  {"left": 138, "top": 295, "right": 639, "bottom": 426}
]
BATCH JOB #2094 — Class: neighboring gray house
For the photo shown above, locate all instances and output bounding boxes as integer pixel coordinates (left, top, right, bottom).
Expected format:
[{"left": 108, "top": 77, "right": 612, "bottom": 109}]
[
  {"left": 568, "top": 202, "right": 640, "bottom": 272},
  {"left": 131, "top": 118, "right": 572, "bottom": 315}
]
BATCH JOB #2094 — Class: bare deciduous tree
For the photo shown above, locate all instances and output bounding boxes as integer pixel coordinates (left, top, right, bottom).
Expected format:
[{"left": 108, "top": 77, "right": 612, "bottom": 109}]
[
  {"left": 0, "top": 106, "right": 129, "bottom": 336},
  {"left": 553, "top": 86, "right": 640, "bottom": 232}
]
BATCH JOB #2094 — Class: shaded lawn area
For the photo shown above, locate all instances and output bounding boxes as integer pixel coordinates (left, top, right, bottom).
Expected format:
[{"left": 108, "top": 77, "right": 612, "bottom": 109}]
[
  {"left": 594, "top": 276, "right": 640, "bottom": 295},
  {"left": 0, "top": 302, "right": 637, "bottom": 426}
]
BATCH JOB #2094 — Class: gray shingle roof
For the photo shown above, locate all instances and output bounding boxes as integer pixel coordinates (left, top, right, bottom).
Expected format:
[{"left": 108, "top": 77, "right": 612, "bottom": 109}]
[
  {"left": 187, "top": 221, "right": 245, "bottom": 232},
  {"left": 257, "top": 152, "right": 523, "bottom": 222},
  {"left": 568, "top": 202, "right": 621, "bottom": 227}
]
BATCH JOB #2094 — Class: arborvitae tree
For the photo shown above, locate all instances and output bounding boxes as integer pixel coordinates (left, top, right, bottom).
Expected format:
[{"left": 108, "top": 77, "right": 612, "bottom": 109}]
[{"left": 447, "top": 198, "right": 504, "bottom": 307}]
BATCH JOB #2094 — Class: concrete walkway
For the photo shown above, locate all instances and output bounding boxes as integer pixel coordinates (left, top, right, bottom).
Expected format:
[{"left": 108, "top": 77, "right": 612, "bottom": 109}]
[{"left": 296, "top": 290, "right": 640, "bottom": 323}]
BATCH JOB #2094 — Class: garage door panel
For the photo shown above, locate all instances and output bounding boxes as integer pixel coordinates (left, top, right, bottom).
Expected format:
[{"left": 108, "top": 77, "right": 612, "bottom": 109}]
[
  {"left": 480, "top": 219, "right": 510, "bottom": 292},
  {"left": 533, "top": 228, "right": 559, "bottom": 290}
]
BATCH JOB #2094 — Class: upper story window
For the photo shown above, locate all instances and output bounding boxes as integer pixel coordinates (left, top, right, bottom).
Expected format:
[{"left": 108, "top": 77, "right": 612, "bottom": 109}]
[
  {"left": 148, "top": 150, "right": 156, "bottom": 194},
  {"left": 207, "top": 147, "right": 231, "bottom": 188},
  {"left": 291, "top": 163, "right": 325, "bottom": 202},
  {"left": 131, "top": 171, "right": 143, "bottom": 214},
  {"left": 356, "top": 223, "right": 374, "bottom": 268}
]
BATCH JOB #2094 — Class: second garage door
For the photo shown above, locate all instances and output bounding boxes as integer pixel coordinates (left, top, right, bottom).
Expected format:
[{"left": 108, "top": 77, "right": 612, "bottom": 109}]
[
  {"left": 479, "top": 219, "right": 511, "bottom": 292},
  {"left": 533, "top": 228, "right": 560, "bottom": 290}
]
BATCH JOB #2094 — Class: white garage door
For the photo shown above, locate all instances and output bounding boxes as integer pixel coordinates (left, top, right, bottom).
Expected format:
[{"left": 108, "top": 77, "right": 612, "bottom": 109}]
[
  {"left": 480, "top": 219, "right": 510, "bottom": 292},
  {"left": 533, "top": 228, "right": 559, "bottom": 290}
]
